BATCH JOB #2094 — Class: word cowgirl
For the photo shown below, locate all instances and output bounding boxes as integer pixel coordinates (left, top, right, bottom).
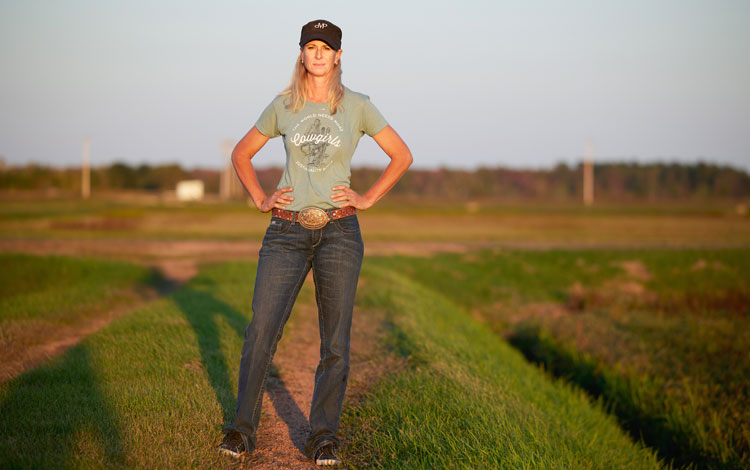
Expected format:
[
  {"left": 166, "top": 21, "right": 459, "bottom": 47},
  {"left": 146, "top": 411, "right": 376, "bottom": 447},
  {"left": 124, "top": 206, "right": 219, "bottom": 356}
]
[{"left": 290, "top": 133, "right": 342, "bottom": 147}]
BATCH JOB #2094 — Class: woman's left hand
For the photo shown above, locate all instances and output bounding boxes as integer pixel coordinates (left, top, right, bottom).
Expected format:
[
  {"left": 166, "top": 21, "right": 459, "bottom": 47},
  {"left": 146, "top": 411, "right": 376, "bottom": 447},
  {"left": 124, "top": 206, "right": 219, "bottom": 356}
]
[{"left": 331, "top": 185, "right": 373, "bottom": 210}]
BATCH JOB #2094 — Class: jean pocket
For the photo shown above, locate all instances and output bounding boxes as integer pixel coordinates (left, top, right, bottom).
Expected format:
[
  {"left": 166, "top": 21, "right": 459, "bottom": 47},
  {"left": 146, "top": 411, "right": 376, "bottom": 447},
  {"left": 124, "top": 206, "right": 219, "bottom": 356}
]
[
  {"left": 267, "top": 217, "right": 293, "bottom": 234},
  {"left": 333, "top": 215, "right": 360, "bottom": 234}
]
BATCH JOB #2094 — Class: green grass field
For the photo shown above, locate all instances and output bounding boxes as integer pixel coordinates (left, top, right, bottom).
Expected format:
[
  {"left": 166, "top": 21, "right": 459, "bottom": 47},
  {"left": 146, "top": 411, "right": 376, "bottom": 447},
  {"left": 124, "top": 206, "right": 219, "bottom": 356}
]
[
  {"left": 0, "top": 253, "right": 158, "bottom": 369},
  {"left": 1, "top": 196, "right": 748, "bottom": 468},
  {"left": 0, "top": 259, "right": 664, "bottom": 469},
  {"left": 371, "top": 249, "right": 749, "bottom": 469},
  {"left": 342, "top": 262, "right": 663, "bottom": 469}
]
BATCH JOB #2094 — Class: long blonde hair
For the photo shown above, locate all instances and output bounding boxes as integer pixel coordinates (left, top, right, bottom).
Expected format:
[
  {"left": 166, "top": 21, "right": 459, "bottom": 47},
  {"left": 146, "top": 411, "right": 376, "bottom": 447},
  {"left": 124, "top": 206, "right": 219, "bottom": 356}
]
[{"left": 282, "top": 53, "right": 344, "bottom": 114}]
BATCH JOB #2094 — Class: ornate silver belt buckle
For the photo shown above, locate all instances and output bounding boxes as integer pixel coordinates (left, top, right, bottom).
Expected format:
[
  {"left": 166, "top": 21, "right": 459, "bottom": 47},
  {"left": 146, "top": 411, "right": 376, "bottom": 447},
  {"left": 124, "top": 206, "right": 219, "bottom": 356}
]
[{"left": 298, "top": 207, "right": 329, "bottom": 229}]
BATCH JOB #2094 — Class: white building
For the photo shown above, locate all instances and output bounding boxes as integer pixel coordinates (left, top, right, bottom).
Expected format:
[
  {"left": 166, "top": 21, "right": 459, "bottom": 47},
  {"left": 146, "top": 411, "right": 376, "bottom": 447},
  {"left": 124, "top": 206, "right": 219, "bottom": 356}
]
[{"left": 176, "top": 180, "right": 204, "bottom": 201}]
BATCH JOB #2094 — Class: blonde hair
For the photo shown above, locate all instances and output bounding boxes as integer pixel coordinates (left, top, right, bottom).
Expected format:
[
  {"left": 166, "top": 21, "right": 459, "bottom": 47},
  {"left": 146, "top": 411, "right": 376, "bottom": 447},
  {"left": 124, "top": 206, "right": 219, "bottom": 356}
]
[{"left": 282, "top": 53, "right": 344, "bottom": 114}]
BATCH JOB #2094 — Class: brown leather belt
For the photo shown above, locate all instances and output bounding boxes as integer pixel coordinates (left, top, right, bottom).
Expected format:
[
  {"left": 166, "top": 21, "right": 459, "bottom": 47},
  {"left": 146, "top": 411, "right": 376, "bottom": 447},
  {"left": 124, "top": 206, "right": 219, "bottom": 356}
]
[{"left": 271, "top": 206, "right": 356, "bottom": 229}]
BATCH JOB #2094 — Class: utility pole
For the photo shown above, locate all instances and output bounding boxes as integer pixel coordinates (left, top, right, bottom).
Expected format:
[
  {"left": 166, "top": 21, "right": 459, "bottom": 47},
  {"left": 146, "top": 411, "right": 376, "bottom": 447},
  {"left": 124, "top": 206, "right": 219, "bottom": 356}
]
[
  {"left": 219, "top": 139, "right": 234, "bottom": 200},
  {"left": 583, "top": 140, "right": 594, "bottom": 206},
  {"left": 82, "top": 137, "right": 91, "bottom": 199}
]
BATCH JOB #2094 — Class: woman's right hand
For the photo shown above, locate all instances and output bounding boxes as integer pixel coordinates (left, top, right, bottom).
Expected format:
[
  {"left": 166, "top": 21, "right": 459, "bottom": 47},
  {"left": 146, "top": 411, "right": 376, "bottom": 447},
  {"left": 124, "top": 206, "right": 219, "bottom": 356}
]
[{"left": 258, "top": 187, "right": 294, "bottom": 212}]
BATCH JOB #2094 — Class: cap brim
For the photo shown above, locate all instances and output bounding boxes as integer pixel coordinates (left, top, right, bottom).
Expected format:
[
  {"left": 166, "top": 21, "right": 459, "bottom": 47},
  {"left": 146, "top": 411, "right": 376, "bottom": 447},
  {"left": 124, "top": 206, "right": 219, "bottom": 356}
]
[{"left": 300, "top": 34, "right": 340, "bottom": 50}]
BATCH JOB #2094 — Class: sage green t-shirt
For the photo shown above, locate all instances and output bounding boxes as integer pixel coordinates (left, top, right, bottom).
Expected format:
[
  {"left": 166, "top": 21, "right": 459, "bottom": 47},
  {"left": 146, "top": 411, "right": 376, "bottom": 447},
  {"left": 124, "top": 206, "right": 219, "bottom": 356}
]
[{"left": 254, "top": 87, "right": 388, "bottom": 211}]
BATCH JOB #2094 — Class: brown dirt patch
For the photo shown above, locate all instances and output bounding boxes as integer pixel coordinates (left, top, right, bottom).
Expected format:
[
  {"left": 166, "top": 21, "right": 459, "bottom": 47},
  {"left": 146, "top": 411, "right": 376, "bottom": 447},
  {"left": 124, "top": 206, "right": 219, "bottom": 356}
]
[
  {"left": 618, "top": 260, "right": 652, "bottom": 281},
  {"left": 49, "top": 217, "right": 140, "bottom": 231},
  {"left": 565, "top": 279, "right": 656, "bottom": 311},
  {"left": 240, "top": 288, "right": 391, "bottom": 468},
  {"left": 0, "top": 239, "right": 470, "bottom": 263},
  {"left": 0, "top": 239, "right": 263, "bottom": 263},
  {"left": 690, "top": 259, "right": 728, "bottom": 271},
  {"left": 506, "top": 301, "right": 568, "bottom": 325}
]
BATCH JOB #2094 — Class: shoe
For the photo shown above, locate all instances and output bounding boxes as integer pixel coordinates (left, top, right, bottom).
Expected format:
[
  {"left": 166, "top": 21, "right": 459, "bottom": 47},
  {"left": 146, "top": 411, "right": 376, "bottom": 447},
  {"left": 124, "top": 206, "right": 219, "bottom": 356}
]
[
  {"left": 314, "top": 443, "right": 341, "bottom": 466},
  {"left": 218, "top": 431, "right": 250, "bottom": 459}
]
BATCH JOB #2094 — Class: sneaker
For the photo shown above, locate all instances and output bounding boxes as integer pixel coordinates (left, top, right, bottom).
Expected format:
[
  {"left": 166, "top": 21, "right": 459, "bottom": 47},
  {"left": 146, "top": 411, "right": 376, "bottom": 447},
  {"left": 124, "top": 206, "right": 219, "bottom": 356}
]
[
  {"left": 314, "top": 443, "right": 341, "bottom": 466},
  {"left": 218, "top": 431, "right": 250, "bottom": 459}
]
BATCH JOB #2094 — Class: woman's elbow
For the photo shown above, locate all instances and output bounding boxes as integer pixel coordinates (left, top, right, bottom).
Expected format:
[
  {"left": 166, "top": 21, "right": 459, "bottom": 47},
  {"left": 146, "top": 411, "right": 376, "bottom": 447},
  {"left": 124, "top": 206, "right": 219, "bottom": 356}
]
[
  {"left": 230, "top": 147, "right": 246, "bottom": 168},
  {"left": 400, "top": 150, "right": 413, "bottom": 169}
]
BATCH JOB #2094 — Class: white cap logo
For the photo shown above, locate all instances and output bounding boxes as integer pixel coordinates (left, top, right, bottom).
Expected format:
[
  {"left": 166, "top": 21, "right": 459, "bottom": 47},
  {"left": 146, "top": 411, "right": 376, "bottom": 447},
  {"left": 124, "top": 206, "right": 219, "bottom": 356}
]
[{"left": 314, "top": 22, "right": 328, "bottom": 29}]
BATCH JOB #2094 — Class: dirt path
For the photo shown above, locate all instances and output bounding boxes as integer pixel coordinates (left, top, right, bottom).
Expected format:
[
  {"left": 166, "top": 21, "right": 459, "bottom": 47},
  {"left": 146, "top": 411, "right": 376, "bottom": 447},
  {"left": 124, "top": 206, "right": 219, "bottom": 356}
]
[
  {"left": 0, "top": 238, "right": 468, "bottom": 261},
  {"left": 246, "top": 280, "right": 387, "bottom": 469}
]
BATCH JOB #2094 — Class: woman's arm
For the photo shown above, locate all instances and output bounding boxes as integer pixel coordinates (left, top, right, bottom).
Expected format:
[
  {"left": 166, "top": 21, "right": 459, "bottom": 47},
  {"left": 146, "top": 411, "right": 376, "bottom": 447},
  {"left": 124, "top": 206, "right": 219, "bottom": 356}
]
[
  {"left": 331, "top": 125, "right": 413, "bottom": 210},
  {"left": 231, "top": 126, "right": 294, "bottom": 212}
]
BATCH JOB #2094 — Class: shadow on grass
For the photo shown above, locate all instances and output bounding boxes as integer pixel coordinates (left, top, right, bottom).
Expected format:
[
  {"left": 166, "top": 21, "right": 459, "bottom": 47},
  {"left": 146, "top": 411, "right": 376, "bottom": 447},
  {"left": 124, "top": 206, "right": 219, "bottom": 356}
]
[
  {"left": 508, "top": 324, "right": 736, "bottom": 470},
  {"left": 173, "top": 278, "right": 310, "bottom": 452},
  {"left": 172, "top": 281, "right": 247, "bottom": 423},
  {"left": 0, "top": 345, "right": 125, "bottom": 468}
]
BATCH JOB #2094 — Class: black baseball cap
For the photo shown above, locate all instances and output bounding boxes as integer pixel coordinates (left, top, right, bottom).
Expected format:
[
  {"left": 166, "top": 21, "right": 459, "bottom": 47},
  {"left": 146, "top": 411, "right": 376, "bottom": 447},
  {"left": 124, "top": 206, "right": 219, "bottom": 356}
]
[{"left": 299, "top": 19, "right": 342, "bottom": 51}]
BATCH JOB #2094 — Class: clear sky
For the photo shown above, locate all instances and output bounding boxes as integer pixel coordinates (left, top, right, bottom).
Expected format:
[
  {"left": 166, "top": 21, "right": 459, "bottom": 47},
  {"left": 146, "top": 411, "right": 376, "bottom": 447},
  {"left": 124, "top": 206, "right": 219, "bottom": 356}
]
[{"left": 1, "top": 0, "right": 748, "bottom": 170}]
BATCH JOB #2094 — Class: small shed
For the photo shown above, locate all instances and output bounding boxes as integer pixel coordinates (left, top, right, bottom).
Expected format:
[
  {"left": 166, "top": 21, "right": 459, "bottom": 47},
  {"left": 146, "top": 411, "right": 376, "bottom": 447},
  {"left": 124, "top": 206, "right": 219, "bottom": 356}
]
[{"left": 176, "top": 180, "right": 204, "bottom": 201}]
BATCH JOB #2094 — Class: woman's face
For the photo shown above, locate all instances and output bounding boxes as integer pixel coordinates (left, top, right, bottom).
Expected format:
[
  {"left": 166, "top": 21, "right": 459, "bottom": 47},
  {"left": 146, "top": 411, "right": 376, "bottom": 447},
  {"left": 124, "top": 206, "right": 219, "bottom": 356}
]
[{"left": 301, "top": 40, "right": 342, "bottom": 77}]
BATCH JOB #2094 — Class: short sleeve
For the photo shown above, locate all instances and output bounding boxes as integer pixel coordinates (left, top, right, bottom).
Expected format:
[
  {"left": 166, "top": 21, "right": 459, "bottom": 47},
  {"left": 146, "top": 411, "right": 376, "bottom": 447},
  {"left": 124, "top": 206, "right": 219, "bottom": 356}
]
[
  {"left": 254, "top": 100, "right": 280, "bottom": 138},
  {"left": 361, "top": 98, "right": 388, "bottom": 137}
]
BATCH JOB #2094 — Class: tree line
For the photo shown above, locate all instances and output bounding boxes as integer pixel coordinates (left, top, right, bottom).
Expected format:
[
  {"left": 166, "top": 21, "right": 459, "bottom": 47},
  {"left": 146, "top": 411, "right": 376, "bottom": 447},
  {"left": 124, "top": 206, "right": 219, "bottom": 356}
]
[{"left": 1, "top": 161, "right": 747, "bottom": 201}]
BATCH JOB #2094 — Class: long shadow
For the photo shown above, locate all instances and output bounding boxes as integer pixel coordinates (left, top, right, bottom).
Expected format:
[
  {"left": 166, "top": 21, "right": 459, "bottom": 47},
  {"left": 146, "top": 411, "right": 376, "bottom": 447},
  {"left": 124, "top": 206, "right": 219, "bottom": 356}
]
[
  {"left": 0, "top": 345, "right": 125, "bottom": 468},
  {"left": 173, "top": 277, "right": 310, "bottom": 450},
  {"left": 508, "top": 324, "right": 732, "bottom": 470},
  {"left": 172, "top": 280, "right": 248, "bottom": 423}
]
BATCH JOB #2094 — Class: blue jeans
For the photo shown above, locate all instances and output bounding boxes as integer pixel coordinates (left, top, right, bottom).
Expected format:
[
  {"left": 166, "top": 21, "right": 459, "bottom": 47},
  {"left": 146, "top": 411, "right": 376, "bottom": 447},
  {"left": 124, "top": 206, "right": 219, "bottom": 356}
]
[{"left": 226, "top": 214, "right": 364, "bottom": 456}]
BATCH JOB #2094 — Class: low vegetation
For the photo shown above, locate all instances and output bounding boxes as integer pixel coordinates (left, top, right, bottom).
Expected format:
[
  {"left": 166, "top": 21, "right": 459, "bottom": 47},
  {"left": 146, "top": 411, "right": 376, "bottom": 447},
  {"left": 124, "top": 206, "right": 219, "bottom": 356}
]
[
  {"left": 1, "top": 197, "right": 748, "bottom": 246},
  {"left": 342, "top": 262, "right": 663, "bottom": 469},
  {"left": 0, "top": 253, "right": 158, "bottom": 370},
  {"left": 374, "top": 249, "right": 750, "bottom": 469},
  {"left": 2, "top": 259, "right": 665, "bottom": 469},
  {"left": 0, "top": 262, "right": 263, "bottom": 468},
  {"left": 1, "top": 196, "right": 748, "bottom": 468}
]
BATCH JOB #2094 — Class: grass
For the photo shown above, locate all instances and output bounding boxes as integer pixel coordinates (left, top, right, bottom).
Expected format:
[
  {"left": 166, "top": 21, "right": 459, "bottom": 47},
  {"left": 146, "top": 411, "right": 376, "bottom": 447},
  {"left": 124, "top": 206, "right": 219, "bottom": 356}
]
[
  {"left": 0, "top": 261, "right": 249, "bottom": 469},
  {"left": 0, "top": 260, "right": 317, "bottom": 469},
  {"left": 1, "top": 258, "right": 665, "bottom": 469},
  {"left": 341, "top": 261, "right": 663, "bottom": 469},
  {"left": 1, "top": 196, "right": 748, "bottom": 245},
  {"left": 372, "top": 249, "right": 750, "bottom": 469},
  {"left": 0, "top": 253, "right": 159, "bottom": 366},
  {"left": 1, "top": 196, "right": 748, "bottom": 468}
]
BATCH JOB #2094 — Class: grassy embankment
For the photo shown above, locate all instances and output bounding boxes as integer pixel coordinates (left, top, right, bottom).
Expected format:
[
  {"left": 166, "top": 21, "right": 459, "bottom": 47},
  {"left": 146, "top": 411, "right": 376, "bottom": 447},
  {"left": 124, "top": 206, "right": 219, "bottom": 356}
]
[
  {"left": 0, "top": 253, "right": 158, "bottom": 369},
  {"left": 369, "top": 249, "right": 749, "bottom": 469},
  {"left": 0, "top": 258, "right": 662, "bottom": 469},
  {"left": 0, "top": 261, "right": 262, "bottom": 469},
  {"left": 342, "top": 261, "right": 663, "bottom": 469}
]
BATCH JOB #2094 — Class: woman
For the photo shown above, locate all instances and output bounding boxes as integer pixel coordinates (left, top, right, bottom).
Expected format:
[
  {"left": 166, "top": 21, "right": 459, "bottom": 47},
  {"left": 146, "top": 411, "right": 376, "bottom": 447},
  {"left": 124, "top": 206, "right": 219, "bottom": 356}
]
[{"left": 219, "top": 19, "right": 412, "bottom": 466}]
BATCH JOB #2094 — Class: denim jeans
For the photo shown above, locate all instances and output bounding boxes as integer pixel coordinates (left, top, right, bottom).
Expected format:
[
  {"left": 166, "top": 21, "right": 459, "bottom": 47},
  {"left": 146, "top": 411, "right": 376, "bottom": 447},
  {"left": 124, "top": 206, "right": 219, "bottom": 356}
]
[{"left": 226, "top": 214, "right": 364, "bottom": 456}]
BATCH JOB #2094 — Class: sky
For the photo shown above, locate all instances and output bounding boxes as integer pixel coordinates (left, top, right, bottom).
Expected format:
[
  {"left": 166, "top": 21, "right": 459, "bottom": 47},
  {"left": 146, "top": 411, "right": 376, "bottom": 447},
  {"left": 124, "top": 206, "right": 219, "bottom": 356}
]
[{"left": 1, "top": 0, "right": 748, "bottom": 171}]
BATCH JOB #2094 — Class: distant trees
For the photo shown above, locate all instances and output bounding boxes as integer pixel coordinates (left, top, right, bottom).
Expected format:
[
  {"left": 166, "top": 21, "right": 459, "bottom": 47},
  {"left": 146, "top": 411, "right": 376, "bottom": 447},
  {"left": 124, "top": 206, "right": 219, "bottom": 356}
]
[
  {"left": 1, "top": 161, "right": 747, "bottom": 202},
  {"left": 379, "top": 162, "right": 749, "bottom": 201},
  {"left": 99, "top": 162, "right": 190, "bottom": 190}
]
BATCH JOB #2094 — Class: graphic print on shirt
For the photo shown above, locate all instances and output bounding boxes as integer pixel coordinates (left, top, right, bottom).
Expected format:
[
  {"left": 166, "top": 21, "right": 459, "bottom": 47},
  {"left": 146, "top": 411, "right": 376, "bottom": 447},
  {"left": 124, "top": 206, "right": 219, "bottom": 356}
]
[{"left": 289, "top": 112, "right": 343, "bottom": 173}]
